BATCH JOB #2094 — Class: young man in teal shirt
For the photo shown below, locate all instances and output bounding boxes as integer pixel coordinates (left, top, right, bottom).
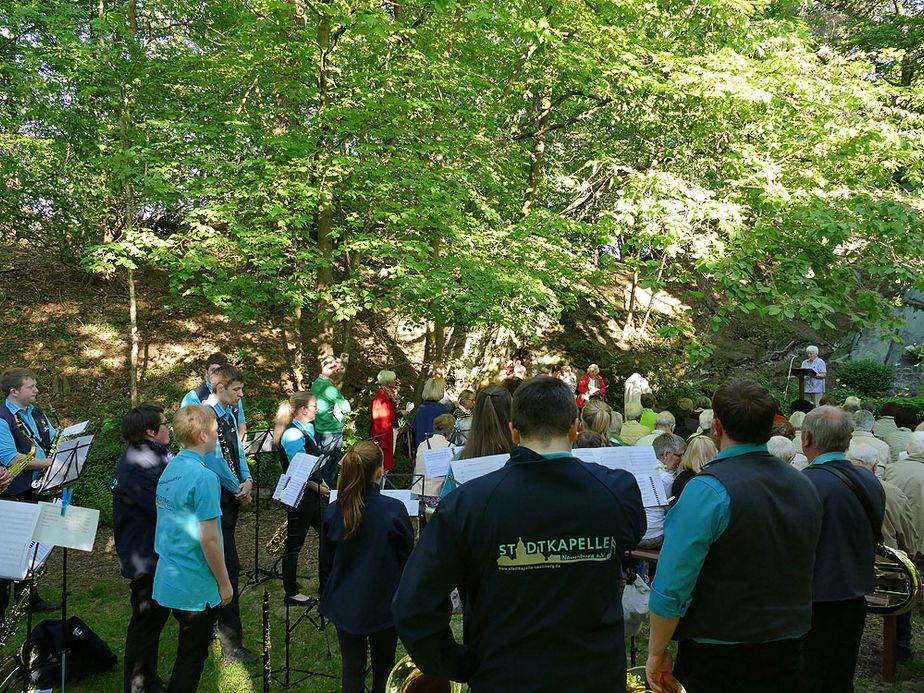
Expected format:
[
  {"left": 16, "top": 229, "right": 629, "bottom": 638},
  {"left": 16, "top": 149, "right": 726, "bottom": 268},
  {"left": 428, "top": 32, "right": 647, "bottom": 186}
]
[
  {"left": 203, "top": 365, "right": 256, "bottom": 663},
  {"left": 153, "top": 404, "right": 232, "bottom": 693},
  {"left": 181, "top": 352, "right": 247, "bottom": 440}
]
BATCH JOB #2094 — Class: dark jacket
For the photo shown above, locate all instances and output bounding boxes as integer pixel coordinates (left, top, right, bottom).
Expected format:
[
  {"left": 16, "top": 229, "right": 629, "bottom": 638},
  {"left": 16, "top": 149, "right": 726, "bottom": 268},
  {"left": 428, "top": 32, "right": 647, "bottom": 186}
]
[
  {"left": 392, "top": 445, "right": 646, "bottom": 690},
  {"left": 412, "top": 401, "right": 451, "bottom": 451},
  {"left": 804, "top": 458, "right": 885, "bottom": 601},
  {"left": 319, "top": 483, "right": 414, "bottom": 634},
  {"left": 112, "top": 441, "right": 171, "bottom": 579}
]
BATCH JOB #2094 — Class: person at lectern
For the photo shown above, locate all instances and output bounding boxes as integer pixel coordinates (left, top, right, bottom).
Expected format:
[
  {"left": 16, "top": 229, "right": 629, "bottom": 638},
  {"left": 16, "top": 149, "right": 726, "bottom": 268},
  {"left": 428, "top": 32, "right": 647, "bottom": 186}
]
[
  {"left": 801, "top": 345, "right": 827, "bottom": 407},
  {"left": 393, "top": 376, "right": 645, "bottom": 690}
]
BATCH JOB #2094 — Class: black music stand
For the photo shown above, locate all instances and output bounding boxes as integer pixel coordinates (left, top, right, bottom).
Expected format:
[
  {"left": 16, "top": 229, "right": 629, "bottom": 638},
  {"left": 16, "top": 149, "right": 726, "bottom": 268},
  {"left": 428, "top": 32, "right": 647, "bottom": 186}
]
[
  {"left": 271, "top": 597, "right": 334, "bottom": 689},
  {"left": 45, "top": 436, "right": 93, "bottom": 693},
  {"left": 241, "top": 429, "right": 283, "bottom": 590}
]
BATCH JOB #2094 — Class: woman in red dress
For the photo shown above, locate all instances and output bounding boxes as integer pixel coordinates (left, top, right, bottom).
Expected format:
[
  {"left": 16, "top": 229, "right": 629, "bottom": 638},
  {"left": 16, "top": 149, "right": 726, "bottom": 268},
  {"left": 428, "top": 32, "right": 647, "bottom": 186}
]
[
  {"left": 577, "top": 363, "right": 606, "bottom": 408},
  {"left": 370, "top": 370, "right": 399, "bottom": 471}
]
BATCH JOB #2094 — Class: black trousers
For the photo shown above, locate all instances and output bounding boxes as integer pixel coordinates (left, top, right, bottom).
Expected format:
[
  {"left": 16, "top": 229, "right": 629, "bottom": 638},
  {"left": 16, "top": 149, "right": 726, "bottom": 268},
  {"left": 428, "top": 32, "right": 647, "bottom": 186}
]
[
  {"left": 124, "top": 574, "right": 171, "bottom": 693},
  {"left": 336, "top": 627, "right": 397, "bottom": 693},
  {"left": 674, "top": 637, "right": 802, "bottom": 693},
  {"left": 166, "top": 606, "right": 216, "bottom": 693},
  {"left": 282, "top": 489, "right": 323, "bottom": 596},
  {"left": 215, "top": 493, "right": 243, "bottom": 654},
  {"left": 798, "top": 596, "right": 867, "bottom": 693}
]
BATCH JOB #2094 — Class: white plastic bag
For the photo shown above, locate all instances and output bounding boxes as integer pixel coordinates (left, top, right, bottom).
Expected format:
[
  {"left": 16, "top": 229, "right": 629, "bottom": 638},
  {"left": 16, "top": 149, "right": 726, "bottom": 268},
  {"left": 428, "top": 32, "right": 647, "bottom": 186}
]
[{"left": 622, "top": 576, "right": 650, "bottom": 637}]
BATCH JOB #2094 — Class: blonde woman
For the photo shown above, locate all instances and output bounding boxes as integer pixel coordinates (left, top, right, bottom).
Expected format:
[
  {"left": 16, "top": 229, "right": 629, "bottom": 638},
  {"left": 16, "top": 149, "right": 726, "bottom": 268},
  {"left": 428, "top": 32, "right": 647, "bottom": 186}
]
[{"left": 670, "top": 434, "right": 718, "bottom": 506}]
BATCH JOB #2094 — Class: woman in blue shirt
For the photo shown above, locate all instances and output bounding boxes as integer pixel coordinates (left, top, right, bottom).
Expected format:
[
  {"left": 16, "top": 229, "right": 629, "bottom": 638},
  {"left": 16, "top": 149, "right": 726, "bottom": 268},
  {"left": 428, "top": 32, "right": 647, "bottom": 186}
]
[
  {"left": 273, "top": 391, "right": 330, "bottom": 605},
  {"left": 319, "top": 441, "right": 414, "bottom": 693}
]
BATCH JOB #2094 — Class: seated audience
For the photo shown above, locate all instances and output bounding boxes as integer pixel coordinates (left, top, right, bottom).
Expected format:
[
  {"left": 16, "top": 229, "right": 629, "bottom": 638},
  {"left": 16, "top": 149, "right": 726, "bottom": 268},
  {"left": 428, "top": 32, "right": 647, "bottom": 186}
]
[
  {"left": 883, "top": 432, "right": 924, "bottom": 559},
  {"left": 620, "top": 402, "right": 651, "bottom": 445},
  {"left": 884, "top": 407, "right": 918, "bottom": 462},
  {"left": 576, "top": 431, "right": 608, "bottom": 448},
  {"left": 636, "top": 411, "right": 676, "bottom": 447},
  {"left": 639, "top": 433, "right": 685, "bottom": 548},
  {"left": 671, "top": 434, "right": 717, "bottom": 506},
  {"left": 850, "top": 410, "right": 890, "bottom": 472},
  {"left": 581, "top": 399, "right": 613, "bottom": 444},
  {"left": 874, "top": 402, "right": 900, "bottom": 439},
  {"left": 767, "top": 435, "right": 797, "bottom": 466},
  {"left": 640, "top": 392, "right": 658, "bottom": 429}
]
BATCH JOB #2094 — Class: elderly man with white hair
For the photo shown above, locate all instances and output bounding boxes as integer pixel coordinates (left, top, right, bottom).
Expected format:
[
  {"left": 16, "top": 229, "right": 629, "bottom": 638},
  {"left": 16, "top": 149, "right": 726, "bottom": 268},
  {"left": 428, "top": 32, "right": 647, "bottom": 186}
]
[
  {"left": 849, "top": 441, "right": 919, "bottom": 662},
  {"left": 635, "top": 411, "right": 676, "bottom": 447},
  {"left": 800, "top": 346, "right": 827, "bottom": 407},
  {"left": 850, "top": 409, "right": 890, "bottom": 475},
  {"left": 883, "top": 431, "right": 924, "bottom": 558},
  {"left": 767, "top": 435, "right": 797, "bottom": 466}
]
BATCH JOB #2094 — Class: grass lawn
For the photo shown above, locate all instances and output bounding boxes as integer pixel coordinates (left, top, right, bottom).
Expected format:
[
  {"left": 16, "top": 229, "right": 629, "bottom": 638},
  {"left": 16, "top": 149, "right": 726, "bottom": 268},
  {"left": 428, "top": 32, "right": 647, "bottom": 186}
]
[{"left": 3, "top": 501, "right": 923, "bottom": 692}]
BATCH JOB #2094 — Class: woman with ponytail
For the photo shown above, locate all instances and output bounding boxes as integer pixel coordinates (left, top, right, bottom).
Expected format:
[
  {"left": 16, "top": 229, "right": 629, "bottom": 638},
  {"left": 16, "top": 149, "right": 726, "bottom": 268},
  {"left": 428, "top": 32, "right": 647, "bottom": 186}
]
[
  {"left": 458, "top": 385, "right": 513, "bottom": 460},
  {"left": 319, "top": 441, "right": 413, "bottom": 693},
  {"left": 273, "top": 391, "right": 329, "bottom": 605}
]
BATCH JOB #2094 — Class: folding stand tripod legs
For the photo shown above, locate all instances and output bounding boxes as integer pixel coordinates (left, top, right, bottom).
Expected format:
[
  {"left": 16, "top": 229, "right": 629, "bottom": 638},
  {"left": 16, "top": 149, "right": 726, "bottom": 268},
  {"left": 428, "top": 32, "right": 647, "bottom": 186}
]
[{"left": 270, "top": 598, "right": 334, "bottom": 689}]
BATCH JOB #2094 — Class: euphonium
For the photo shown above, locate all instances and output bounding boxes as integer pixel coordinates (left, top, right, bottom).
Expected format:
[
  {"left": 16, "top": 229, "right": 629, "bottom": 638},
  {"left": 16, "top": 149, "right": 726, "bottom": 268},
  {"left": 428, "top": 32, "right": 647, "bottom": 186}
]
[
  {"left": 265, "top": 520, "right": 289, "bottom": 556},
  {"left": 386, "top": 656, "right": 463, "bottom": 693},
  {"left": 869, "top": 544, "right": 920, "bottom": 615}
]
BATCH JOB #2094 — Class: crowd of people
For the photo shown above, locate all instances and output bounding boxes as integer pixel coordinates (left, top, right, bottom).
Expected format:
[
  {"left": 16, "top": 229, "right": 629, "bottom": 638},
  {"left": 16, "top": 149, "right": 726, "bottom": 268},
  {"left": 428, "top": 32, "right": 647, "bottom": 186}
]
[{"left": 1, "top": 345, "right": 922, "bottom": 693}]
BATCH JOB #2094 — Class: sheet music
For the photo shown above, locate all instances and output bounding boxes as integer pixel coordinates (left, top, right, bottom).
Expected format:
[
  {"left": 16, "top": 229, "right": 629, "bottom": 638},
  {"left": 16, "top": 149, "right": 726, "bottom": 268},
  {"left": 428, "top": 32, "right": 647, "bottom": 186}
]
[
  {"left": 272, "top": 475, "right": 290, "bottom": 500},
  {"left": 28, "top": 542, "right": 53, "bottom": 572},
  {"left": 329, "top": 489, "right": 419, "bottom": 517},
  {"left": 59, "top": 420, "right": 90, "bottom": 438},
  {"left": 34, "top": 501, "right": 100, "bottom": 552},
  {"left": 273, "top": 452, "right": 319, "bottom": 507},
  {"left": 449, "top": 454, "right": 510, "bottom": 485},
  {"left": 0, "top": 500, "right": 43, "bottom": 579},
  {"left": 572, "top": 446, "right": 669, "bottom": 507},
  {"left": 243, "top": 428, "right": 275, "bottom": 455},
  {"left": 421, "top": 446, "right": 460, "bottom": 478}
]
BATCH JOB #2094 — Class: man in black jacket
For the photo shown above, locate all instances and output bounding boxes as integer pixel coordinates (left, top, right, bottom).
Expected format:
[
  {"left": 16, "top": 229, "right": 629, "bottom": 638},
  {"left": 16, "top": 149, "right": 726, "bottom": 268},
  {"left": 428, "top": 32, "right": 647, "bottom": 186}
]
[
  {"left": 800, "top": 405, "right": 885, "bottom": 693},
  {"left": 392, "top": 376, "right": 646, "bottom": 691},
  {"left": 112, "top": 403, "right": 172, "bottom": 693}
]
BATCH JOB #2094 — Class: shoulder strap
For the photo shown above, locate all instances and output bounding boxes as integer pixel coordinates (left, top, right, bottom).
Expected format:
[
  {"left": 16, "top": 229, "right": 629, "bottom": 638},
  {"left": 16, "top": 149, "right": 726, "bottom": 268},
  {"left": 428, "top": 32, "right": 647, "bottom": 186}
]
[{"left": 808, "top": 464, "right": 883, "bottom": 543}]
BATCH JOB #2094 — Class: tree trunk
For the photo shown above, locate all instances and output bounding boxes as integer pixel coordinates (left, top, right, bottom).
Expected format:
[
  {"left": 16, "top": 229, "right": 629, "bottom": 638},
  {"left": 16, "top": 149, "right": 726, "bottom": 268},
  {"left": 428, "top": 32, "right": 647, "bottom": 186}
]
[
  {"left": 127, "top": 266, "right": 139, "bottom": 406},
  {"left": 624, "top": 268, "right": 638, "bottom": 335},
  {"left": 314, "top": 13, "right": 335, "bottom": 363},
  {"left": 639, "top": 254, "right": 668, "bottom": 335},
  {"left": 521, "top": 93, "right": 551, "bottom": 218}
]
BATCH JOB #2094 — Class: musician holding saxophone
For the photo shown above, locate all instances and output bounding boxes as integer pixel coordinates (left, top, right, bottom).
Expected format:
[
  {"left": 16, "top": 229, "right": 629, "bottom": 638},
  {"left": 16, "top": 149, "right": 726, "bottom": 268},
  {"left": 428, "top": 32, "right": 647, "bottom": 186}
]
[
  {"left": 0, "top": 367, "right": 61, "bottom": 622},
  {"left": 203, "top": 365, "right": 257, "bottom": 665}
]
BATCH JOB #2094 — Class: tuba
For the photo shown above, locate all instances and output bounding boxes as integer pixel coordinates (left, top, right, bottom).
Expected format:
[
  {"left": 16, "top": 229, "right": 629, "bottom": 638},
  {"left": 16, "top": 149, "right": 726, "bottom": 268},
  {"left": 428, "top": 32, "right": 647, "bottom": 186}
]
[
  {"left": 869, "top": 544, "right": 921, "bottom": 615},
  {"left": 386, "top": 656, "right": 463, "bottom": 693}
]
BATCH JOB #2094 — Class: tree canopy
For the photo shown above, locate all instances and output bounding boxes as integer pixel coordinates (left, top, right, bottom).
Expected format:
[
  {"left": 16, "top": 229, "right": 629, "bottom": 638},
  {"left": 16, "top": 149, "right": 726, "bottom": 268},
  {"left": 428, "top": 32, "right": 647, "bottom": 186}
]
[{"left": 3, "top": 0, "right": 923, "bottom": 378}]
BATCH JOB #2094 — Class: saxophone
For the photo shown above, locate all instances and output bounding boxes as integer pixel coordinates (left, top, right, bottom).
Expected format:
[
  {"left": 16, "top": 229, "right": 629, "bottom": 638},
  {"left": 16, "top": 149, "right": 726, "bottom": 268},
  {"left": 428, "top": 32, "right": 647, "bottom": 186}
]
[
  {"left": 265, "top": 519, "right": 289, "bottom": 556},
  {"left": 0, "top": 440, "right": 35, "bottom": 493}
]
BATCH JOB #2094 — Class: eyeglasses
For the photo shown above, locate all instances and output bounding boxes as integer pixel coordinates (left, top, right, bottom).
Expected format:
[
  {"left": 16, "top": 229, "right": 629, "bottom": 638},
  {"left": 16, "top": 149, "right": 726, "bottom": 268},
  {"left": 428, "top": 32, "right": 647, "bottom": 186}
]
[{"left": 158, "top": 421, "right": 171, "bottom": 429}]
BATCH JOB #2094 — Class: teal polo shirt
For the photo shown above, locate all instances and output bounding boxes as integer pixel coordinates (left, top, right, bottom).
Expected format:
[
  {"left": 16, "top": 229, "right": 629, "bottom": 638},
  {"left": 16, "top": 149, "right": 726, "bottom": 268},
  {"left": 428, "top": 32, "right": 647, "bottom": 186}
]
[{"left": 153, "top": 449, "right": 223, "bottom": 611}]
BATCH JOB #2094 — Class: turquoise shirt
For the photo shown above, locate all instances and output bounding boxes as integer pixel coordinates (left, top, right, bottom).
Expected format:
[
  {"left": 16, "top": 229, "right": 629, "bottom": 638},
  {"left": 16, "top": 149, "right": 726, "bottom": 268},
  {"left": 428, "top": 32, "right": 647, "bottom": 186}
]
[
  {"left": 205, "top": 400, "right": 251, "bottom": 494},
  {"left": 807, "top": 451, "right": 848, "bottom": 467},
  {"left": 281, "top": 419, "right": 318, "bottom": 463},
  {"left": 649, "top": 443, "right": 769, "bottom": 643},
  {"left": 182, "top": 383, "right": 246, "bottom": 425},
  {"left": 152, "top": 449, "right": 223, "bottom": 611},
  {"left": 0, "top": 400, "right": 57, "bottom": 488}
]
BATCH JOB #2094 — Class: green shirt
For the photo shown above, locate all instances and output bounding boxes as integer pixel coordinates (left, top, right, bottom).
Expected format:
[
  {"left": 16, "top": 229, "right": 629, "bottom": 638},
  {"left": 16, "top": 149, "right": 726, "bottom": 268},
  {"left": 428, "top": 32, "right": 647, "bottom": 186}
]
[{"left": 311, "top": 375, "right": 351, "bottom": 433}]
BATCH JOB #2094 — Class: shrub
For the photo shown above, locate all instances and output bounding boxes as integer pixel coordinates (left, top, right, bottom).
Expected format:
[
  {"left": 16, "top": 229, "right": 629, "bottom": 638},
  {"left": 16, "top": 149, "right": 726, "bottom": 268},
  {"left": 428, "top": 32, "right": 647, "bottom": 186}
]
[{"left": 834, "top": 360, "right": 894, "bottom": 398}]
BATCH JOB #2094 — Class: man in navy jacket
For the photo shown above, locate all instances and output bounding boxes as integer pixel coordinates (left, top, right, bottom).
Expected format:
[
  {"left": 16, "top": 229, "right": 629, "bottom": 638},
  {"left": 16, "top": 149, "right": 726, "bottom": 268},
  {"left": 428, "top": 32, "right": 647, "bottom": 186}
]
[
  {"left": 393, "top": 376, "right": 646, "bottom": 690},
  {"left": 112, "top": 403, "right": 172, "bottom": 693}
]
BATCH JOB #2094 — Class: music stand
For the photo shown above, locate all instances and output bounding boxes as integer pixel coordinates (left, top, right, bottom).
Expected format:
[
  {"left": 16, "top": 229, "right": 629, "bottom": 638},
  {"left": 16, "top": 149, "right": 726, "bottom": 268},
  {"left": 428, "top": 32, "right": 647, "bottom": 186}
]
[
  {"left": 241, "top": 429, "right": 283, "bottom": 591},
  {"left": 271, "top": 597, "right": 334, "bottom": 689},
  {"left": 41, "top": 436, "right": 94, "bottom": 693},
  {"left": 788, "top": 367, "right": 818, "bottom": 402}
]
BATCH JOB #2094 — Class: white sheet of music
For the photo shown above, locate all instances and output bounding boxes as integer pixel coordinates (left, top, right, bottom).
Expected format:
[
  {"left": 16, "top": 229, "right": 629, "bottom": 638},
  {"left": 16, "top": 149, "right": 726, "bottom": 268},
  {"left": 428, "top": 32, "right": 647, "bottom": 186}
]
[
  {"left": 329, "top": 489, "right": 418, "bottom": 517},
  {"left": 572, "top": 446, "right": 669, "bottom": 507},
  {"left": 421, "top": 446, "right": 461, "bottom": 478},
  {"left": 35, "top": 501, "right": 100, "bottom": 552},
  {"left": 45, "top": 433, "right": 94, "bottom": 488},
  {"left": 274, "top": 452, "right": 319, "bottom": 507},
  {"left": 0, "top": 500, "right": 43, "bottom": 580},
  {"left": 59, "top": 420, "right": 90, "bottom": 438},
  {"left": 449, "top": 454, "right": 510, "bottom": 485}
]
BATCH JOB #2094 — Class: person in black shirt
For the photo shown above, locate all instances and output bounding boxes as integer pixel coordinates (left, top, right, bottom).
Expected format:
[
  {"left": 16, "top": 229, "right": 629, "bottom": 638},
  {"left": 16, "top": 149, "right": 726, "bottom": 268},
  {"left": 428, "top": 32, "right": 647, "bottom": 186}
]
[
  {"left": 112, "top": 403, "right": 172, "bottom": 693},
  {"left": 393, "top": 376, "right": 645, "bottom": 690}
]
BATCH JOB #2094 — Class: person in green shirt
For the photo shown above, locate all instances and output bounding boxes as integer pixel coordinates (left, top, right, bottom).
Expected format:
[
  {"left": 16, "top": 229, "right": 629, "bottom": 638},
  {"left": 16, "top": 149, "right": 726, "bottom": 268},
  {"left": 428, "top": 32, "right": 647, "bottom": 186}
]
[{"left": 310, "top": 355, "right": 351, "bottom": 484}]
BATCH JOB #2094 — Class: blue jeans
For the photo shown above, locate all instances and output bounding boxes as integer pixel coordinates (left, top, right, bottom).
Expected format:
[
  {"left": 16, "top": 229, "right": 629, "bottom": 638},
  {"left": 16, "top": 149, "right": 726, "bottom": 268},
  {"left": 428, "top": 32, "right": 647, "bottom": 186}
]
[{"left": 316, "top": 431, "right": 343, "bottom": 484}]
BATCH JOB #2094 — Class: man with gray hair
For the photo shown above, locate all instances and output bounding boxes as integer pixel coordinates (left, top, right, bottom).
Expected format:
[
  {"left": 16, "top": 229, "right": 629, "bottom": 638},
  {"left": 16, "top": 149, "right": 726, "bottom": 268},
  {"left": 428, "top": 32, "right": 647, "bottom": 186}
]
[
  {"left": 620, "top": 401, "right": 651, "bottom": 445},
  {"left": 848, "top": 441, "right": 918, "bottom": 662},
  {"left": 800, "top": 406, "right": 885, "bottom": 692},
  {"left": 850, "top": 409, "right": 890, "bottom": 474},
  {"left": 635, "top": 411, "right": 676, "bottom": 447},
  {"left": 638, "top": 434, "right": 686, "bottom": 549},
  {"left": 883, "top": 431, "right": 924, "bottom": 558},
  {"left": 687, "top": 409, "right": 713, "bottom": 442},
  {"left": 800, "top": 346, "right": 827, "bottom": 407}
]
